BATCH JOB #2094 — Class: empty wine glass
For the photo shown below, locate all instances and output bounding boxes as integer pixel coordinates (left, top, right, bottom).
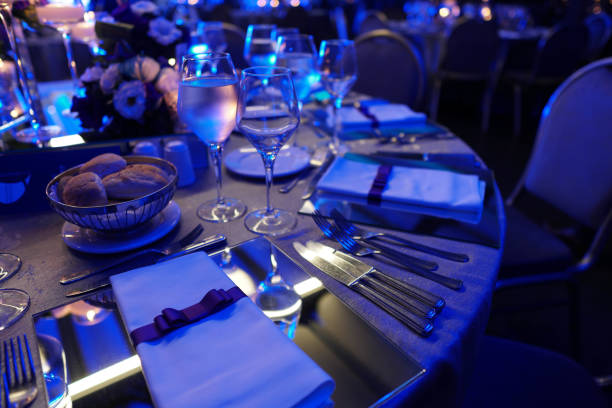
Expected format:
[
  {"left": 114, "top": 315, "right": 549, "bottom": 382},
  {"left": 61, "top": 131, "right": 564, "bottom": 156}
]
[
  {"left": 178, "top": 52, "right": 246, "bottom": 222},
  {"left": 317, "top": 39, "right": 357, "bottom": 154},
  {"left": 195, "top": 21, "right": 227, "bottom": 53},
  {"left": 237, "top": 66, "right": 300, "bottom": 236},
  {"left": 244, "top": 24, "right": 277, "bottom": 67},
  {"left": 275, "top": 34, "right": 317, "bottom": 112},
  {"left": 0, "top": 252, "right": 29, "bottom": 331}
]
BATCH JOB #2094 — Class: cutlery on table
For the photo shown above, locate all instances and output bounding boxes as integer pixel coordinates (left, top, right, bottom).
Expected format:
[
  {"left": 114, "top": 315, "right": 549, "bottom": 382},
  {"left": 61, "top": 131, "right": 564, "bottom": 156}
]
[
  {"left": 312, "top": 210, "right": 438, "bottom": 271},
  {"left": 293, "top": 242, "right": 433, "bottom": 336},
  {"left": 65, "top": 233, "right": 228, "bottom": 297},
  {"left": 279, "top": 147, "right": 330, "bottom": 194},
  {"left": 2, "top": 335, "right": 37, "bottom": 408},
  {"left": 306, "top": 241, "right": 445, "bottom": 313},
  {"left": 312, "top": 211, "right": 463, "bottom": 290},
  {"left": 60, "top": 224, "right": 204, "bottom": 285},
  {"left": 301, "top": 152, "right": 335, "bottom": 200},
  {"left": 330, "top": 209, "right": 469, "bottom": 262}
]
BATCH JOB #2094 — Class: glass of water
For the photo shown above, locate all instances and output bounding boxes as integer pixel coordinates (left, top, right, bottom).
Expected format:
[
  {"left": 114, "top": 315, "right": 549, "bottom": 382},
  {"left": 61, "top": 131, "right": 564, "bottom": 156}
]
[
  {"left": 244, "top": 24, "right": 277, "bottom": 67},
  {"left": 178, "top": 52, "right": 246, "bottom": 223},
  {"left": 236, "top": 66, "right": 299, "bottom": 236}
]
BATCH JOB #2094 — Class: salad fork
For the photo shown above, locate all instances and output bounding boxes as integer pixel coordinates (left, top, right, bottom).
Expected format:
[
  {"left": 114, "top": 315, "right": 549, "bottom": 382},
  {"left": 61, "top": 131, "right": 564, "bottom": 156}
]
[
  {"left": 330, "top": 209, "right": 469, "bottom": 262},
  {"left": 312, "top": 211, "right": 463, "bottom": 290},
  {"left": 3, "top": 335, "right": 37, "bottom": 408}
]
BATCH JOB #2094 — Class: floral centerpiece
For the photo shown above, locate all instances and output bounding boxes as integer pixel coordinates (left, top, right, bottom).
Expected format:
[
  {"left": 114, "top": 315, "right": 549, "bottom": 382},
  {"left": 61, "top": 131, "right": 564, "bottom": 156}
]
[{"left": 70, "top": 1, "right": 188, "bottom": 139}]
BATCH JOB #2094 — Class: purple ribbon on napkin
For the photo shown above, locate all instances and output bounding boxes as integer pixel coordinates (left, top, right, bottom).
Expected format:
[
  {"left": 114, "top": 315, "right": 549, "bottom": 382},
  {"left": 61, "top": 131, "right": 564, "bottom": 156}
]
[
  {"left": 356, "top": 104, "right": 380, "bottom": 128},
  {"left": 130, "top": 287, "right": 246, "bottom": 347},
  {"left": 367, "top": 164, "right": 393, "bottom": 206}
]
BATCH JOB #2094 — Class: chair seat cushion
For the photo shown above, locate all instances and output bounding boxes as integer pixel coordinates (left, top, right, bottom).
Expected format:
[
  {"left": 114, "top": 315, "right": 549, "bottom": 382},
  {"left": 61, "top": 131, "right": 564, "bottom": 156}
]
[
  {"left": 500, "top": 206, "right": 575, "bottom": 278},
  {"left": 463, "top": 336, "right": 607, "bottom": 408}
]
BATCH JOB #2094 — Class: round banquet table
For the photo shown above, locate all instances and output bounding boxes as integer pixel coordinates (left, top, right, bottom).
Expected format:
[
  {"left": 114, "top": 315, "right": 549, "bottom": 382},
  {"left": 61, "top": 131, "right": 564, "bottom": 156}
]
[{"left": 0, "top": 111, "right": 505, "bottom": 408}]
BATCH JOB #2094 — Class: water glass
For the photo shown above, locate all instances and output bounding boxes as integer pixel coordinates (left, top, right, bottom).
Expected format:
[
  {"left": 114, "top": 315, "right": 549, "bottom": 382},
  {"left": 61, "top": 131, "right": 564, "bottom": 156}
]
[
  {"left": 275, "top": 34, "right": 318, "bottom": 111},
  {"left": 244, "top": 24, "right": 277, "bottom": 67},
  {"left": 236, "top": 66, "right": 299, "bottom": 236},
  {"left": 38, "top": 334, "right": 71, "bottom": 408}
]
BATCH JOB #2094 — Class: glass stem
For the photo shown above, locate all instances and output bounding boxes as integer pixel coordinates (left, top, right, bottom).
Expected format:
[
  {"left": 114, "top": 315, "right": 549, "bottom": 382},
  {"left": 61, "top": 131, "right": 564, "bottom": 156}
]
[
  {"left": 210, "top": 144, "right": 225, "bottom": 205},
  {"left": 60, "top": 28, "right": 79, "bottom": 90},
  {"left": 263, "top": 155, "right": 275, "bottom": 215},
  {"left": 265, "top": 243, "right": 279, "bottom": 286},
  {"left": 332, "top": 97, "right": 342, "bottom": 152}
]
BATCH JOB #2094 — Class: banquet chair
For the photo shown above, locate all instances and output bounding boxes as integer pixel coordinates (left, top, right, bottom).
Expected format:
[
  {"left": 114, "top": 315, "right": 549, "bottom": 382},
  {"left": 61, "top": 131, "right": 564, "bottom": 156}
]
[
  {"left": 507, "top": 23, "right": 590, "bottom": 141},
  {"left": 462, "top": 336, "right": 607, "bottom": 408},
  {"left": 221, "top": 23, "right": 248, "bottom": 70},
  {"left": 428, "top": 18, "right": 504, "bottom": 138},
  {"left": 496, "top": 58, "right": 612, "bottom": 359},
  {"left": 355, "top": 10, "right": 389, "bottom": 36},
  {"left": 584, "top": 12, "right": 612, "bottom": 61},
  {"left": 354, "top": 29, "right": 425, "bottom": 108}
]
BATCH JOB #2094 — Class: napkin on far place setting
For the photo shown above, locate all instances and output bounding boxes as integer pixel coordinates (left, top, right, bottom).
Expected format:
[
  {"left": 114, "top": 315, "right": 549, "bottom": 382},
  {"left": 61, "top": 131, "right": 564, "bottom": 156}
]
[
  {"left": 335, "top": 103, "right": 427, "bottom": 130},
  {"left": 316, "top": 156, "right": 486, "bottom": 223},
  {"left": 111, "top": 252, "right": 335, "bottom": 408}
]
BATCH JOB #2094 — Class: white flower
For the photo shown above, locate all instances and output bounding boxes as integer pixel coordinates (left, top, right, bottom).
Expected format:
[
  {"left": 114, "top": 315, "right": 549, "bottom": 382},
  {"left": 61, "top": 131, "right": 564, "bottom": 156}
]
[
  {"left": 113, "top": 81, "right": 146, "bottom": 120},
  {"left": 133, "top": 56, "right": 161, "bottom": 83},
  {"left": 99, "top": 64, "right": 120, "bottom": 94},
  {"left": 155, "top": 67, "right": 179, "bottom": 94},
  {"left": 130, "top": 0, "right": 159, "bottom": 16},
  {"left": 148, "top": 17, "right": 182, "bottom": 46},
  {"left": 80, "top": 66, "right": 104, "bottom": 83}
]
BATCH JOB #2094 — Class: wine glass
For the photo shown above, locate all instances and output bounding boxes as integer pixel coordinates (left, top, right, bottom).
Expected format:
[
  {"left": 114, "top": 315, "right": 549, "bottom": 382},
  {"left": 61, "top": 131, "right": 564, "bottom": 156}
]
[
  {"left": 195, "top": 21, "right": 227, "bottom": 53},
  {"left": 0, "top": 252, "right": 29, "bottom": 330},
  {"left": 236, "top": 66, "right": 300, "bottom": 236},
  {"left": 244, "top": 24, "right": 277, "bottom": 67},
  {"left": 275, "top": 34, "right": 317, "bottom": 112},
  {"left": 36, "top": 0, "right": 85, "bottom": 90},
  {"left": 317, "top": 39, "right": 357, "bottom": 154},
  {"left": 276, "top": 27, "right": 299, "bottom": 37},
  {"left": 178, "top": 52, "right": 246, "bottom": 223}
]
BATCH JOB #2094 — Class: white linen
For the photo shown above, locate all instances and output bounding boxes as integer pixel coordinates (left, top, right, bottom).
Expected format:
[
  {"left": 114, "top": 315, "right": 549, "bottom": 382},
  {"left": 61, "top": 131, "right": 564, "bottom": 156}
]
[
  {"left": 111, "top": 252, "right": 334, "bottom": 408},
  {"left": 335, "top": 103, "right": 427, "bottom": 129}
]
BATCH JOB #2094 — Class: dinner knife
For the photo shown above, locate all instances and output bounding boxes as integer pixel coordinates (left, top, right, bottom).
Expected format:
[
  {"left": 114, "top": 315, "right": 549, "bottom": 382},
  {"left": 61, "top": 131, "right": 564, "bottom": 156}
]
[
  {"left": 306, "top": 241, "right": 445, "bottom": 313},
  {"left": 60, "top": 234, "right": 227, "bottom": 285},
  {"left": 65, "top": 234, "right": 227, "bottom": 297},
  {"left": 293, "top": 242, "right": 433, "bottom": 336},
  {"left": 301, "top": 151, "right": 334, "bottom": 200}
]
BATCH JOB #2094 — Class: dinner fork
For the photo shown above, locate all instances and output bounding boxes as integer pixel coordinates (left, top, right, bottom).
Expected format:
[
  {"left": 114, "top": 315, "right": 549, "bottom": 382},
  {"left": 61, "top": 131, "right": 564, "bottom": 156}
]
[
  {"left": 312, "top": 211, "right": 463, "bottom": 290},
  {"left": 330, "top": 209, "right": 469, "bottom": 262},
  {"left": 2, "top": 335, "right": 37, "bottom": 408}
]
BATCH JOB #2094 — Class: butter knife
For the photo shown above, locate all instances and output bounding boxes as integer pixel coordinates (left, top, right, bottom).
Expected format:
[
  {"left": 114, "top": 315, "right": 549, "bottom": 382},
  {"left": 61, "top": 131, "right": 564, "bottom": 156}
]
[
  {"left": 65, "top": 234, "right": 227, "bottom": 297},
  {"left": 301, "top": 151, "right": 334, "bottom": 200},
  {"left": 294, "top": 242, "right": 433, "bottom": 336}
]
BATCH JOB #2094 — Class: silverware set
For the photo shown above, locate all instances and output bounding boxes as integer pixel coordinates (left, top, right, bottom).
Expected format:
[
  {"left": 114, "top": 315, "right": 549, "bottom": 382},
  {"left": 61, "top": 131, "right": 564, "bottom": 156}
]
[{"left": 1, "top": 335, "right": 37, "bottom": 408}]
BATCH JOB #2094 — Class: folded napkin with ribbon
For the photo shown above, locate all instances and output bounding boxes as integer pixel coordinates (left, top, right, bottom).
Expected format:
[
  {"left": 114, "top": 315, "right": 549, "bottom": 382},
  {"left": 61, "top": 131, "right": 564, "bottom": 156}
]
[
  {"left": 333, "top": 100, "right": 427, "bottom": 130},
  {"left": 111, "top": 252, "right": 334, "bottom": 408},
  {"left": 316, "top": 157, "right": 486, "bottom": 223}
]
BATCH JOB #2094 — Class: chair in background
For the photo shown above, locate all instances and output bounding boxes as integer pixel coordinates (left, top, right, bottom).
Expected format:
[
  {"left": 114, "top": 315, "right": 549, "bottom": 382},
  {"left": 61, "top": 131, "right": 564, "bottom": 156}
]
[
  {"left": 353, "top": 29, "right": 426, "bottom": 108},
  {"left": 584, "top": 12, "right": 612, "bottom": 61},
  {"left": 221, "top": 22, "right": 247, "bottom": 70},
  {"left": 507, "top": 23, "right": 590, "bottom": 141},
  {"left": 354, "top": 10, "right": 389, "bottom": 36},
  {"left": 428, "top": 18, "right": 504, "bottom": 139},
  {"left": 496, "top": 57, "right": 612, "bottom": 359}
]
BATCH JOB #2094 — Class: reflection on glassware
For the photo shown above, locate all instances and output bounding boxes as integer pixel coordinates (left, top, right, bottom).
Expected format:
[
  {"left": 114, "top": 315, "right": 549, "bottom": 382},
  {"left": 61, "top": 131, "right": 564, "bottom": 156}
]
[
  {"left": 237, "top": 66, "right": 299, "bottom": 236},
  {"left": 194, "top": 21, "right": 227, "bottom": 53},
  {"left": 0, "top": 59, "right": 26, "bottom": 126},
  {"left": 255, "top": 244, "right": 302, "bottom": 339},
  {"left": 38, "top": 334, "right": 72, "bottom": 408},
  {"left": 178, "top": 52, "right": 246, "bottom": 223},
  {"left": 317, "top": 39, "right": 357, "bottom": 155},
  {"left": 244, "top": 24, "right": 277, "bottom": 67},
  {"left": 0, "top": 288, "right": 29, "bottom": 330},
  {"left": 276, "top": 27, "right": 299, "bottom": 37}
]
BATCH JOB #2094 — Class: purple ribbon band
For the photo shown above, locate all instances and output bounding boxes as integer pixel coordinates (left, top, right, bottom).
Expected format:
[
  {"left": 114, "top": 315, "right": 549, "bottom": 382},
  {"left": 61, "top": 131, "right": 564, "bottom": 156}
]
[
  {"left": 130, "top": 286, "right": 246, "bottom": 347},
  {"left": 367, "top": 165, "right": 393, "bottom": 206},
  {"left": 356, "top": 104, "right": 380, "bottom": 128}
]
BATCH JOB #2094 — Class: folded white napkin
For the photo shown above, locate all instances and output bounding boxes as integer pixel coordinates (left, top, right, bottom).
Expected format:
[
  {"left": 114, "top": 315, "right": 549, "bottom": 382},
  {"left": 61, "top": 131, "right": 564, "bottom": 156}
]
[
  {"left": 317, "top": 157, "right": 486, "bottom": 223},
  {"left": 334, "top": 103, "right": 427, "bottom": 129},
  {"left": 111, "top": 252, "right": 334, "bottom": 408}
]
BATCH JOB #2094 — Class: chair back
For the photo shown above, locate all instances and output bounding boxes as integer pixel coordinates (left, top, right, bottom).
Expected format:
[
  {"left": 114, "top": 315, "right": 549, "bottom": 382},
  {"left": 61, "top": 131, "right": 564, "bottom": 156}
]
[
  {"left": 222, "top": 23, "right": 248, "bottom": 69},
  {"left": 533, "top": 24, "right": 590, "bottom": 78},
  {"left": 512, "top": 58, "right": 612, "bottom": 230},
  {"left": 439, "top": 18, "right": 501, "bottom": 76},
  {"left": 584, "top": 13, "right": 612, "bottom": 60},
  {"left": 356, "top": 10, "right": 388, "bottom": 35},
  {"left": 354, "top": 29, "right": 425, "bottom": 108}
]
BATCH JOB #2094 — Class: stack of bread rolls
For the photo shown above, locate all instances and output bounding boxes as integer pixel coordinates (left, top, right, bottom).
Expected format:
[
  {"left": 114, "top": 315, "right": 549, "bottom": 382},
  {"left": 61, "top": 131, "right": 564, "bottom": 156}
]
[{"left": 59, "top": 153, "right": 171, "bottom": 207}]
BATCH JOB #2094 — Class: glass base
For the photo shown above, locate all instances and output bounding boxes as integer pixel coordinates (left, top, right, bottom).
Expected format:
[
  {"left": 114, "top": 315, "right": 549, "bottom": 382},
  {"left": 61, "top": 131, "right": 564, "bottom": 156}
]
[
  {"left": 244, "top": 208, "right": 297, "bottom": 236},
  {"left": 0, "top": 289, "right": 30, "bottom": 331},
  {"left": 0, "top": 253, "right": 21, "bottom": 282},
  {"left": 255, "top": 282, "right": 302, "bottom": 339},
  {"left": 330, "top": 138, "right": 349, "bottom": 156},
  {"left": 197, "top": 197, "right": 246, "bottom": 223}
]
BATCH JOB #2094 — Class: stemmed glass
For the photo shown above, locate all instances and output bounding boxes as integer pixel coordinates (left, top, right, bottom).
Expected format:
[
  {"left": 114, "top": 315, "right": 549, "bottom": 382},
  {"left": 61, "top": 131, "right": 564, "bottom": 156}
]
[
  {"left": 275, "top": 34, "right": 318, "bottom": 112},
  {"left": 0, "top": 252, "right": 29, "bottom": 330},
  {"left": 195, "top": 21, "right": 227, "bottom": 53},
  {"left": 317, "top": 39, "right": 358, "bottom": 154},
  {"left": 178, "top": 52, "right": 246, "bottom": 223},
  {"left": 236, "top": 66, "right": 300, "bottom": 236},
  {"left": 244, "top": 24, "right": 277, "bottom": 67},
  {"left": 36, "top": 0, "right": 85, "bottom": 90}
]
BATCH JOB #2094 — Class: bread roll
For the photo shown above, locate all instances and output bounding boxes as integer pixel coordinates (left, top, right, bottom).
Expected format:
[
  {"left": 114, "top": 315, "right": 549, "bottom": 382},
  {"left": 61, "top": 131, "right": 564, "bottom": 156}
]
[
  {"left": 62, "top": 172, "right": 108, "bottom": 207},
  {"left": 56, "top": 175, "right": 72, "bottom": 201},
  {"left": 103, "top": 164, "right": 170, "bottom": 200},
  {"left": 79, "top": 153, "right": 127, "bottom": 179}
]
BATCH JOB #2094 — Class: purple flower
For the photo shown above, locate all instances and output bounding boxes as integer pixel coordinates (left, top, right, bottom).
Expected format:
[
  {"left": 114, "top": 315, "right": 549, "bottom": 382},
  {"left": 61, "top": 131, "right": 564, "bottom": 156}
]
[
  {"left": 147, "top": 17, "right": 182, "bottom": 46},
  {"left": 130, "top": 1, "right": 159, "bottom": 16},
  {"left": 120, "top": 56, "right": 160, "bottom": 83},
  {"left": 113, "top": 81, "right": 146, "bottom": 120},
  {"left": 100, "top": 63, "right": 120, "bottom": 94}
]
